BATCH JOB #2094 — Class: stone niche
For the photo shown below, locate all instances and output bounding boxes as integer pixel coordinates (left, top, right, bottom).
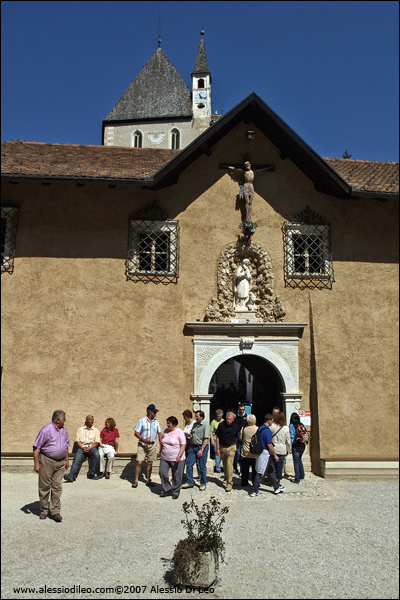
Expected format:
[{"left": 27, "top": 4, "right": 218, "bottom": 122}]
[{"left": 204, "top": 241, "right": 285, "bottom": 322}]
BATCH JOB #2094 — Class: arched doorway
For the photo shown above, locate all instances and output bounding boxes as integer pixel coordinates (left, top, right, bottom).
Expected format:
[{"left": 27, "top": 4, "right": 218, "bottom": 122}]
[
  {"left": 187, "top": 320, "right": 307, "bottom": 425},
  {"left": 209, "top": 355, "right": 284, "bottom": 425}
]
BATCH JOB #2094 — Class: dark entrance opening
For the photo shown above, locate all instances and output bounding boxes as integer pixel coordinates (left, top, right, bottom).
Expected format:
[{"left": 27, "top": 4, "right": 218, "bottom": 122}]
[{"left": 209, "top": 355, "right": 284, "bottom": 426}]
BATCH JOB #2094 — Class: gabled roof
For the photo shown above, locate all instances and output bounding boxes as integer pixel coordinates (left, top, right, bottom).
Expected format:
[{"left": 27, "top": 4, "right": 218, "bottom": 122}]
[
  {"left": 148, "top": 92, "right": 399, "bottom": 199},
  {"left": 103, "top": 48, "right": 192, "bottom": 122},
  {"left": 2, "top": 139, "right": 398, "bottom": 198},
  {"left": 2, "top": 93, "right": 398, "bottom": 198}
]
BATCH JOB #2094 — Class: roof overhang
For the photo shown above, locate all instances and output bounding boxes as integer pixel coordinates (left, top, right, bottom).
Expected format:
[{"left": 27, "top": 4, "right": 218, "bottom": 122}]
[
  {"left": 2, "top": 93, "right": 397, "bottom": 200},
  {"left": 148, "top": 92, "right": 353, "bottom": 198}
]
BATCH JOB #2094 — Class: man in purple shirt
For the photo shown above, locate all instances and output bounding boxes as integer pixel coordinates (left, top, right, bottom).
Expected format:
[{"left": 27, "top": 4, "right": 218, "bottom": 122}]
[{"left": 33, "top": 410, "right": 70, "bottom": 522}]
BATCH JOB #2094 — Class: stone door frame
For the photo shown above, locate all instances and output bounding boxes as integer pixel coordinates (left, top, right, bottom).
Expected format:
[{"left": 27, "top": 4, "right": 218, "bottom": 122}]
[{"left": 185, "top": 322, "right": 307, "bottom": 422}]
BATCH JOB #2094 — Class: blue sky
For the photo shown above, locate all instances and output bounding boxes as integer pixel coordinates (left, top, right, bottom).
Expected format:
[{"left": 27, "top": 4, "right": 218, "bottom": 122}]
[{"left": 1, "top": 1, "right": 398, "bottom": 161}]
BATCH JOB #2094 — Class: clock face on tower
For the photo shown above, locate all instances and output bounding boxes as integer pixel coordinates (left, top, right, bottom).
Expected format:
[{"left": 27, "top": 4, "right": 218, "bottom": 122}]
[{"left": 194, "top": 91, "right": 207, "bottom": 104}]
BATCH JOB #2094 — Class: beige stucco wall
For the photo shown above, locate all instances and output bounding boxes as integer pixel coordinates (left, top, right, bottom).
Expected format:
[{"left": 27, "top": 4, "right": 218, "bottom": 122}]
[{"left": 1, "top": 123, "right": 399, "bottom": 465}]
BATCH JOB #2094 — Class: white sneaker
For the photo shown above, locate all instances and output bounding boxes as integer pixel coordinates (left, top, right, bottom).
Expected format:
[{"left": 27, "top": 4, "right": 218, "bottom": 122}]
[
  {"left": 250, "top": 491, "right": 261, "bottom": 497},
  {"left": 274, "top": 486, "right": 284, "bottom": 495}
]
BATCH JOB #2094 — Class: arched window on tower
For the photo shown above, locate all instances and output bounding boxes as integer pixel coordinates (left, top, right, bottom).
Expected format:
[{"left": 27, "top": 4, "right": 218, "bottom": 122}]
[
  {"left": 198, "top": 79, "right": 205, "bottom": 88},
  {"left": 171, "top": 128, "right": 180, "bottom": 150},
  {"left": 133, "top": 130, "right": 143, "bottom": 148}
]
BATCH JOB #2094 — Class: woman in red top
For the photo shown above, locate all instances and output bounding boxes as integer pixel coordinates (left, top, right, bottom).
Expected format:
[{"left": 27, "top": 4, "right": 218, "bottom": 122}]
[{"left": 98, "top": 418, "right": 120, "bottom": 479}]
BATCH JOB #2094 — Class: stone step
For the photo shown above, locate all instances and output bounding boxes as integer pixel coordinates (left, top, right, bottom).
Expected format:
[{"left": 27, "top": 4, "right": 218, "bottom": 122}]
[{"left": 107, "top": 454, "right": 311, "bottom": 476}]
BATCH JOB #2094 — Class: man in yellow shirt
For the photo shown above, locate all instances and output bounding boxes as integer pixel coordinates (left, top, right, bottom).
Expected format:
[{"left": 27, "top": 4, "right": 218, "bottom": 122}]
[{"left": 63, "top": 415, "right": 100, "bottom": 482}]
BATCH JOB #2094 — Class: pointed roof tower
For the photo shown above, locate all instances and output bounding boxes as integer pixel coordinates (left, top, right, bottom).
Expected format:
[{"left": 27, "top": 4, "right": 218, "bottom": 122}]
[
  {"left": 104, "top": 47, "right": 192, "bottom": 121},
  {"left": 192, "top": 30, "right": 211, "bottom": 82}
]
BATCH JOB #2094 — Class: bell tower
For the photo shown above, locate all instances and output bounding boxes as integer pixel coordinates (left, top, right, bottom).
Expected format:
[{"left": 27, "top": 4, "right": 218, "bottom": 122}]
[{"left": 192, "top": 30, "right": 211, "bottom": 133}]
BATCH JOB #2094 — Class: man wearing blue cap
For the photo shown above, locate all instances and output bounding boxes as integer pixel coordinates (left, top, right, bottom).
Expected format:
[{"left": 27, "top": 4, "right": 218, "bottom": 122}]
[{"left": 132, "top": 404, "right": 162, "bottom": 488}]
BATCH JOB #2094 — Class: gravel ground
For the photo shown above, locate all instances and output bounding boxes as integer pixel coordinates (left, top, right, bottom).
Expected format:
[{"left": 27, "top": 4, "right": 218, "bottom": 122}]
[{"left": 1, "top": 470, "right": 399, "bottom": 599}]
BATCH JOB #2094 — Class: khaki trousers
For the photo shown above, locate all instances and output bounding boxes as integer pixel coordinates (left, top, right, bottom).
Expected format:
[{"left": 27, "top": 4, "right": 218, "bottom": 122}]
[
  {"left": 220, "top": 444, "right": 236, "bottom": 491},
  {"left": 38, "top": 453, "right": 65, "bottom": 517}
]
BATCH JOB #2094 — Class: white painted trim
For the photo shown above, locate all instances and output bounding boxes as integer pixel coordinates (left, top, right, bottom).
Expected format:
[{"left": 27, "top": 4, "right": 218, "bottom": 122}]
[
  {"left": 131, "top": 129, "right": 144, "bottom": 148},
  {"left": 170, "top": 127, "right": 181, "bottom": 150},
  {"left": 187, "top": 321, "right": 307, "bottom": 424}
]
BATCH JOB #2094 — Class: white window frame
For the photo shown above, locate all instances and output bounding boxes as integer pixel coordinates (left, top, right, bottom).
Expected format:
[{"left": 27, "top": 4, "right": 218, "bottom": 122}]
[
  {"left": 170, "top": 128, "right": 180, "bottom": 150},
  {"left": 132, "top": 130, "right": 143, "bottom": 148}
]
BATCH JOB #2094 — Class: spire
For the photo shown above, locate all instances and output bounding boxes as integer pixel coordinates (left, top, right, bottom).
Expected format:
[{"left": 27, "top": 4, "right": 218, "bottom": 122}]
[{"left": 192, "top": 29, "right": 211, "bottom": 79}]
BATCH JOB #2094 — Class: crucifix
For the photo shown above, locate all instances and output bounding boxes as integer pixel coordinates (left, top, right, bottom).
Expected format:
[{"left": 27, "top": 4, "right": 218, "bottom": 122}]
[{"left": 220, "top": 161, "right": 275, "bottom": 221}]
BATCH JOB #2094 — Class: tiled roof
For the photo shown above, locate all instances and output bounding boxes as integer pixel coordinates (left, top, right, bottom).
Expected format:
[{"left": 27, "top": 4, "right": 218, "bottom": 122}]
[
  {"left": 324, "top": 158, "right": 399, "bottom": 194},
  {"left": 192, "top": 35, "right": 210, "bottom": 76},
  {"left": 104, "top": 48, "right": 192, "bottom": 122},
  {"left": 1, "top": 141, "right": 178, "bottom": 181},
  {"left": 1, "top": 140, "right": 398, "bottom": 195}
]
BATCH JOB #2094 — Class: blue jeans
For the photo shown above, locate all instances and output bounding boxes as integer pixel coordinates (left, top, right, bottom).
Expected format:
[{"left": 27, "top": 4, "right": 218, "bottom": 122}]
[
  {"left": 292, "top": 443, "right": 305, "bottom": 482},
  {"left": 214, "top": 452, "right": 221, "bottom": 472},
  {"left": 186, "top": 444, "right": 209, "bottom": 486},
  {"left": 69, "top": 447, "right": 100, "bottom": 479},
  {"left": 275, "top": 455, "right": 286, "bottom": 481}
]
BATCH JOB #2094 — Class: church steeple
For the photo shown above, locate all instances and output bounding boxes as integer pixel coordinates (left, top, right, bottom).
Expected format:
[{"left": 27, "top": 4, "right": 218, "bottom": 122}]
[
  {"left": 192, "top": 30, "right": 211, "bottom": 130},
  {"left": 192, "top": 30, "right": 211, "bottom": 81},
  {"left": 103, "top": 33, "right": 212, "bottom": 148}
]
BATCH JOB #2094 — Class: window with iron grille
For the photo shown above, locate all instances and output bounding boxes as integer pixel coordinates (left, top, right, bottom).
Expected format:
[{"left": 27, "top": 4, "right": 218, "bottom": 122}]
[
  {"left": 126, "top": 219, "right": 179, "bottom": 284},
  {"left": 282, "top": 209, "right": 334, "bottom": 289},
  {"left": 1, "top": 206, "right": 19, "bottom": 274}
]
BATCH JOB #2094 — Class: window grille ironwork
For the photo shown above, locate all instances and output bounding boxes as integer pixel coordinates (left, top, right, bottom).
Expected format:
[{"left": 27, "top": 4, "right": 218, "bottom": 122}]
[
  {"left": 126, "top": 219, "right": 180, "bottom": 284},
  {"left": 282, "top": 208, "right": 334, "bottom": 290},
  {"left": 1, "top": 206, "right": 19, "bottom": 274}
]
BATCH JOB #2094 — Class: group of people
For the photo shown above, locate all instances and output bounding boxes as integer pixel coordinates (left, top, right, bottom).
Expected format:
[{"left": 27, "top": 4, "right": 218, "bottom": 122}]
[
  {"left": 33, "top": 412, "right": 120, "bottom": 521},
  {"left": 33, "top": 402, "right": 308, "bottom": 521}
]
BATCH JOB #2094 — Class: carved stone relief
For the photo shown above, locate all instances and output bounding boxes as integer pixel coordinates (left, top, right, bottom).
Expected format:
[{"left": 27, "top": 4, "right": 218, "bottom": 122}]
[
  {"left": 195, "top": 345, "right": 222, "bottom": 368},
  {"left": 204, "top": 241, "right": 286, "bottom": 322},
  {"left": 270, "top": 344, "right": 298, "bottom": 383},
  {"left": 194, "top": 345, "right": 226, "bottom": 392},
  {"left": 240, "top": 337, "right": 254, "bottom": 350}
]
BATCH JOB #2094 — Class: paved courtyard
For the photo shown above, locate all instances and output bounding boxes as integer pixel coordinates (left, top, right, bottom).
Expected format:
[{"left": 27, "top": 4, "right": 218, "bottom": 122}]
[{"left": 1, "top": 470, "right": 399, "bottom": 599}]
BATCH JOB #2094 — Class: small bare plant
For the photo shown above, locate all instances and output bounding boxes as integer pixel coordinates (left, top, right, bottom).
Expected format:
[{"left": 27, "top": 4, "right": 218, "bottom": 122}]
[{"left": 171, "top": 496, "right": 229, "bottom": 585}]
